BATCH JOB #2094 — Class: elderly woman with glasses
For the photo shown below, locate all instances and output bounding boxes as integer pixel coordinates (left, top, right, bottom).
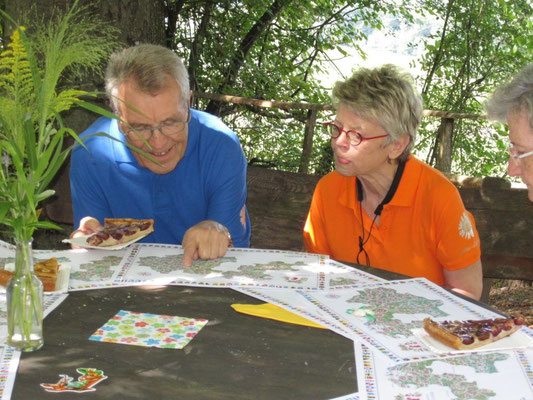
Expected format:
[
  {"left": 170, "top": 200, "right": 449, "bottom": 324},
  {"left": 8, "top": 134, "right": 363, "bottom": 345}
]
[
  {"left": 486, "top": 63, "right": 533, "bottom": 201},
  {"left": 304, "top": 64, "right": 483, "bottom": 299}
]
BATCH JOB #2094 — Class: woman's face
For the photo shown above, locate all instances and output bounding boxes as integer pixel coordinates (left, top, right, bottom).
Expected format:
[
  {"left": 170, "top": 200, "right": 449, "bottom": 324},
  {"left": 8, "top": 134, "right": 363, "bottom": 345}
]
[
  {"left": 507, "top": 109, "right": 533, "bottom": 201},
  {"left": 331, "top": 103, "right": 395, "bottom": 177}
]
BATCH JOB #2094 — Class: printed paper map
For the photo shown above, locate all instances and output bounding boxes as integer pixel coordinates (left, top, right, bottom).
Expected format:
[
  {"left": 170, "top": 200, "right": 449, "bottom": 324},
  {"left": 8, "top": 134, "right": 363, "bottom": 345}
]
[
  {"left": 0, "top": 240, "right": 126, "bottom": 291},
  {"left": 300, "top": 278, "right": 523, "bottom": 362},
  {"left": 38, "top": 248, "right": 126, "bottom": 291},
  {"left": 115, "top": 244, "right": 375, "bottom": 290},
  {"left": 236, "top": 263, "right": 387, "bottom": 338},
  {"left": 0, "top": 345, "right": 20, "bottom": 400},
  {"left": 355, "top": 342, "right": 533, "bottom": 399},
  {"left": 0, "top": 241, "right": 382, "bottom": 291}
]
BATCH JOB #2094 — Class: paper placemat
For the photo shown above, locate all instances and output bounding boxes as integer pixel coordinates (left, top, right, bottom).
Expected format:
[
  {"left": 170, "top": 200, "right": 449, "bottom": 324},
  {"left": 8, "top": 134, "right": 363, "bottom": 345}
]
[
  {"left": 89, "top": 310, "right": 208, "bottom": 349},
  {"left": 413, "top": 327, "right": 533, "bottom": 354}
]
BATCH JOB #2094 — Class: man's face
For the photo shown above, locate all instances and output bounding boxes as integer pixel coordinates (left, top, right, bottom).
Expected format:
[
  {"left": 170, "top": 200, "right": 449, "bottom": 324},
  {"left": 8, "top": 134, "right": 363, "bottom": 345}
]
[
  {"left": 117, "top": 77, "right": 189, "bottom": 175},
  {"left": 507, "top": 109, "right": 533, "bottom": 201}
]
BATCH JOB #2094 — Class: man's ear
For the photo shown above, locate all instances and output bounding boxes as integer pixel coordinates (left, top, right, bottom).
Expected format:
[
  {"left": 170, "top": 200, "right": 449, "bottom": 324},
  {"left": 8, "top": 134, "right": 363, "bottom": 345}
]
[{"left": 388, "top": 134, "right": 410, "bottom": 160}]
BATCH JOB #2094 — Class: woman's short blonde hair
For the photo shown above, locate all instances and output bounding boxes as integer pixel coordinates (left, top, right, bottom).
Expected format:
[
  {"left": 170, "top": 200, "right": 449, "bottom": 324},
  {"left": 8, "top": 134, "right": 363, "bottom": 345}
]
[{"left": 332, "top": 64, "right": 423, "bottom": 161}]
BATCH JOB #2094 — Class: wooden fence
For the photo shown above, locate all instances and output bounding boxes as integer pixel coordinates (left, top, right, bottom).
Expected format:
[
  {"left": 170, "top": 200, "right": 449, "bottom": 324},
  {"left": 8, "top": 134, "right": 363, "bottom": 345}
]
[{"left": 193, "top": 92, "right": 488, "bottom": 174}]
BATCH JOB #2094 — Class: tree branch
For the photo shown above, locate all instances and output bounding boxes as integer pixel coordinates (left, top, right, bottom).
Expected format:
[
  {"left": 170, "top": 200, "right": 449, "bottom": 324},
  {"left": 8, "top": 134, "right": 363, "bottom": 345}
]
[{"left": 206, "top": 0, "right": 294, "bottom": 115}]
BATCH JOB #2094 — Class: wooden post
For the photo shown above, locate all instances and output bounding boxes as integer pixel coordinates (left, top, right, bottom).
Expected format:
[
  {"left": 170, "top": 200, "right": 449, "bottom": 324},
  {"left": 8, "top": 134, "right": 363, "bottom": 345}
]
[
  {"left": 298, "top": 109, "right": 317, "bottom": 174},
  {"left": 435, "top": 117, "right": 454, "bottom": 173}
]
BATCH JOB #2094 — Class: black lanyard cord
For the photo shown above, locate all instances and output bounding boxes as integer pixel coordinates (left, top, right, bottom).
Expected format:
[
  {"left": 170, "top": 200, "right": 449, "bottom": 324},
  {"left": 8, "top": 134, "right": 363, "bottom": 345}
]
[
  {"left": 355, "top": 159, "right": 406, "bottom": 266},
  {"left": 356, "top": 200, "right": 378, "bottom": 266}
]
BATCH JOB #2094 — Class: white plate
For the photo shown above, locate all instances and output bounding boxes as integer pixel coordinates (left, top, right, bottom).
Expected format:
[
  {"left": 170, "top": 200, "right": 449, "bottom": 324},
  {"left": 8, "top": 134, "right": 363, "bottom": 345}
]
[
  {"left": 62, "top": 233, "right": 147, "bottom": 250},
  {"left": 4, "top": 262, "right": 70, "bottom": 294},
  {"left": 412, "top": 327, "right": 533, "bottom": 354}
]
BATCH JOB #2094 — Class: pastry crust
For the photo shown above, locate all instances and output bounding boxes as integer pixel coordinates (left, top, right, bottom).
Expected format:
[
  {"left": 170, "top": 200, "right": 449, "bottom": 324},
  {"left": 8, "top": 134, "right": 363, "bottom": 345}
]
[
  {"left": 86, "top": 218, "right": 154, "bottom": 247},
  {"left": 34, "top": 257, "right": 59, "bottom": 291},
  {"left": 34, "top": 257, "right": 59, "bottom": 278},
  {"left": 423, "top": 317, "right": 526, "bottom": 350},
  {"left": 0, "top": 269, "right": 14, "bottom": 287},
  {"left": 0, "top": 257, "right": 60, "bottom": 291}
]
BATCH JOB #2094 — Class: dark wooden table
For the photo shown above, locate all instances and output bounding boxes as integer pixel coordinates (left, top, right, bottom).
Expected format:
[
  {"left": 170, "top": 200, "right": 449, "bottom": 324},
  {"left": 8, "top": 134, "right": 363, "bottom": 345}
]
[{"left": 12, "top": 264, "right": 500, "bottom": 400}]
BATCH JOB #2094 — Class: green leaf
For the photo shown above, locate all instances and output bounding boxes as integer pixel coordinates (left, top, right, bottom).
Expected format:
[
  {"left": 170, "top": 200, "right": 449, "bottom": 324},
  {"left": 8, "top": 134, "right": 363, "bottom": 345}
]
[
  {"left": 34, "top": 190, "right": 55, "bottom": 203},
  {"left": 74, "top": 99, "right": 117, "bottom": 119}
]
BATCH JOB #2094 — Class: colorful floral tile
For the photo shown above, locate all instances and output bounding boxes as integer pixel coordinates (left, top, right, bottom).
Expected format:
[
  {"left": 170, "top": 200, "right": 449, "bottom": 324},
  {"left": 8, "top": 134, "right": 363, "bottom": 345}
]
[{"left": 89, "top": 310, "right": 208, "bottom": 349}]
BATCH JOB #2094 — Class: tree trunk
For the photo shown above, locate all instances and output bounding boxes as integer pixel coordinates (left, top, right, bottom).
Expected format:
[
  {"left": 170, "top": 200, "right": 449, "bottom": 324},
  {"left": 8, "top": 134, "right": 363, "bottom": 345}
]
[
  {"left": 298, "top": 109, "right": 317, "bottom": 174},
  {"left": 434, "top": 117, "right": 454, "bottom": 173},
  {"left": 205, "top": 0, "right": 294, "bottom": 116},
  {"left": 2, "top": 0, "right": 166, "bottom": 47}
]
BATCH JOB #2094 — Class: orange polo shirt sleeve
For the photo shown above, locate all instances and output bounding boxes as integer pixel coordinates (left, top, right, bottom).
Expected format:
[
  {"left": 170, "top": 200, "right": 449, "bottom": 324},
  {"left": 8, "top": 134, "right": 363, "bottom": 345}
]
[{"left": 303, "top": 157, "right": 481, "bottom": 286}]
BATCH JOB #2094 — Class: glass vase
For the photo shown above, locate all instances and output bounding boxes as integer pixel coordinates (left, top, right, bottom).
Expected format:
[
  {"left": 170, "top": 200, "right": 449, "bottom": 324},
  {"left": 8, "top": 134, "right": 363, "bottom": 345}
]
[{"left": 6, "top": 238, "right": 44, "bottom": 352}]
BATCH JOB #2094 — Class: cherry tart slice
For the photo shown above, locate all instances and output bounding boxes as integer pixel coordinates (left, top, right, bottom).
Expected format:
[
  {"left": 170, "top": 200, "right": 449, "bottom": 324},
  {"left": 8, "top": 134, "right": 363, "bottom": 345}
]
[
  {"left": 86, "top": 218, "right": 154, "bottom": 247},
  {"left": 423, "top": 316, "right": 526, "bottom": 350}
]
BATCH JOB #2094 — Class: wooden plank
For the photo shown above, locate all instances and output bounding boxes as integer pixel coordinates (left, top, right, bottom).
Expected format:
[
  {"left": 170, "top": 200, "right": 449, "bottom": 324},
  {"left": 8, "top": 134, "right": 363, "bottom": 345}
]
[
  {"left": 246, "top": 166, "right": 319, "bottom": 251},
  {"left": 482, "top": 255, "right": 533, "bottom": 281},
  {"left": 193, "top": 92, "right": 487, "bottom": 120}
]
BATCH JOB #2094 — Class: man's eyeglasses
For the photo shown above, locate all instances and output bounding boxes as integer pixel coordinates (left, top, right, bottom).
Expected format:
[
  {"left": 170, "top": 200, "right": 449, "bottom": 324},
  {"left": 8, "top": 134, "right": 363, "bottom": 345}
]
[
  {"left": 509, "top": 145, "right": 533, "bottom": 162},
  {"left": 121, "top": 107, "right": 191, "bottom": 141},
  {"left": 324, "top": 122, "right": 389, "bottom": 146}
]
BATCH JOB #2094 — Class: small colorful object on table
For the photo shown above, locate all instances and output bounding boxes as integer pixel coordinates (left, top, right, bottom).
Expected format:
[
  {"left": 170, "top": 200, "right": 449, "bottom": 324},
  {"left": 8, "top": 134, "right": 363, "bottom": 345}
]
[
  {"left": 40, "top": 368, "right": 107, "bottom": 393},
  {"left": 89, "top": 310, "right": 208, "bottom": 349}
]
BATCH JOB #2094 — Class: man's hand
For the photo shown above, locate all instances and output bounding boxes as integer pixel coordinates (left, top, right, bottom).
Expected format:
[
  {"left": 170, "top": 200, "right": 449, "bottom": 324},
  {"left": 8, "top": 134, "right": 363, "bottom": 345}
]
[
  {"left": 181, "top": 220, "right": 232, "bottom": 267},
  {"left": 69, "top": 217, "right": 103, "bottom": 249}
]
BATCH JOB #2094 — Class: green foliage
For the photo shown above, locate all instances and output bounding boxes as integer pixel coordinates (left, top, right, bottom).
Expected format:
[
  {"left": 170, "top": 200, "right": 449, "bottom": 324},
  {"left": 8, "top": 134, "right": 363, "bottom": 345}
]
[
  {"left": 415, "top": 0, "right": 533, "bottom": 177},
  {"left": 164, "top": 0, "right": 530, "bottom": 177},
  {"left": 0, "top": 1, "right": 118, "bottom": 241},
  {"left": 169, "top": 0, "right": 415, "bottom": 172}
]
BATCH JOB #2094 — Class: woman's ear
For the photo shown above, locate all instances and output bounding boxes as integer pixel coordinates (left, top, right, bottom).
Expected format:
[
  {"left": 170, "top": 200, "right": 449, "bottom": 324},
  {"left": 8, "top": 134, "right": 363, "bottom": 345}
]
[{"left": 388, "top": 135, "right": 410, "bottom": 160}]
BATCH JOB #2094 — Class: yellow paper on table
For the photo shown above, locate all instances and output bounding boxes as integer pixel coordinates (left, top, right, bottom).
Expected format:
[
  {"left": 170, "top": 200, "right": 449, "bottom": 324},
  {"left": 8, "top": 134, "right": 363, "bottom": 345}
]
[{"left": 231, "top": 303, "right": 326, "bottom": 329}]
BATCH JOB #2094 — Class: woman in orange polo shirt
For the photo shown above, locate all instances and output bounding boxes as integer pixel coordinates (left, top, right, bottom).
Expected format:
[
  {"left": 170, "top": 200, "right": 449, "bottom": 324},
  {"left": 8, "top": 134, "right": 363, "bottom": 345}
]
[{"left": 303, "top": 64, "right": 483, "bottom": 300}]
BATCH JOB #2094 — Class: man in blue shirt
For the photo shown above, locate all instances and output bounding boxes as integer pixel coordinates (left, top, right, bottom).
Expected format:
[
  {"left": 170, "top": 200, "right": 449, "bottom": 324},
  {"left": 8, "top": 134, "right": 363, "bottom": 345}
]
[{"left": 70, "top": 44, "right": 250, "bottom": 266}]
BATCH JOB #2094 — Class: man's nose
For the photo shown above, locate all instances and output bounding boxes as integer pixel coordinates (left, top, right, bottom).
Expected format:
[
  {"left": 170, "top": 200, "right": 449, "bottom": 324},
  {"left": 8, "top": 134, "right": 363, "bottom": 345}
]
[{"left": 149, "top": 127, "right": 167, "bottom": 144}]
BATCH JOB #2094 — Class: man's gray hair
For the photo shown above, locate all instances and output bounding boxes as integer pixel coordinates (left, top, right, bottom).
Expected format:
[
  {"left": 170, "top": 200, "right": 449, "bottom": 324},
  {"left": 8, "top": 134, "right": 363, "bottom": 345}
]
[
  {"left": 332, "top": 64, "right": 423, "bottom": 162},
  {"left": 105, "top": 43, "right": 190, "bottom": 114},
  {"left": 486, "top": 63, "right": 533, "bottom": 128}
]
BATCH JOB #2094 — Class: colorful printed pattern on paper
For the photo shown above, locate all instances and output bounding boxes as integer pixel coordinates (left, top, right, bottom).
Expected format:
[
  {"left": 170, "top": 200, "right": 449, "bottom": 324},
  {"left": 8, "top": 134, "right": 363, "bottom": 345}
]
[
  {"left": 89, "top": 310, "right": 208, "bottom": 349},
  {"left": 115, "top": 244, "right": 330, "bottom": 289},
  {"left": 69, "top": 256, "right": 123, "bottom": 282},
  {"left": 346, "top": 286, "right": 447, "bottom": 337},
  {"left": 303, "top": 279, "right": 510, "bottom": 362},
  {"left": 356, "top": 342, "right": 533, "bottom": 400}
]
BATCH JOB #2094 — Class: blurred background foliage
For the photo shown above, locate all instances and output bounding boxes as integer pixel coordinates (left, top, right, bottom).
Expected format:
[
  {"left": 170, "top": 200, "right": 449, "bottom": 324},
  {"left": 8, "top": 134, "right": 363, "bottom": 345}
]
[{"left": 1, "top": 0, "right": 532, "bottom": 179}]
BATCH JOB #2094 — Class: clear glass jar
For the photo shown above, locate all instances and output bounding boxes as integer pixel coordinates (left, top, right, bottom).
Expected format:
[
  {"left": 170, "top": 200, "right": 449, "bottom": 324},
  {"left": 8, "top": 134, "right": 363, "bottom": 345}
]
[{"left": 6, "top": 238, "right": 44, "bottom": 352}]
